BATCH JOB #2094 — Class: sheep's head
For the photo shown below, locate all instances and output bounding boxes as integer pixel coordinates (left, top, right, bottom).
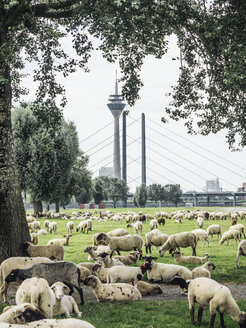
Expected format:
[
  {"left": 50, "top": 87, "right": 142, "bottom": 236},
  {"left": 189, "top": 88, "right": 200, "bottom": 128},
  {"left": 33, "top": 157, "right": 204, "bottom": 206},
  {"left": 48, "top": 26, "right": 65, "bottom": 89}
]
[
  {"left": 84, "top": 246, "right": 97, "bottom": 253},
  {"left": 5, "top": 303, "right": 46, "bottom": 324},
  {"left": 238, "top": 311, "right": 246, "bottom": 327},
  {"left": 51, "top": 282, "right": 70, "bottom": 300},
  {"left": 92, "top": 263, "right": 102, "bottom": 272},
  {"left": 84, "top": 275, "right": 99, "bottom": 288},
  {"left": 96, "top": 232, "right": 107, "bottom": 242},
  {"left": 206, "top": 261, "right": 216, "bottom": 271},
  {"left": 172, "top": 250, "right": 181, "bottom": 257},
  {"left": 5, "top": 269, "right": 21, "bottom": 283}
]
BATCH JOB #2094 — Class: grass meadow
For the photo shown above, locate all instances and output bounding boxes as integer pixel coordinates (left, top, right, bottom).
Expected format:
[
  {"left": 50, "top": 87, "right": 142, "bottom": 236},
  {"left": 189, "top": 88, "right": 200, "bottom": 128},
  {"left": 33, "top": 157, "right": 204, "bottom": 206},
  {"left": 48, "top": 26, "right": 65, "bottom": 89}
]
[{"left": 1, "top": 207, "right": 246, "bottom": 327}]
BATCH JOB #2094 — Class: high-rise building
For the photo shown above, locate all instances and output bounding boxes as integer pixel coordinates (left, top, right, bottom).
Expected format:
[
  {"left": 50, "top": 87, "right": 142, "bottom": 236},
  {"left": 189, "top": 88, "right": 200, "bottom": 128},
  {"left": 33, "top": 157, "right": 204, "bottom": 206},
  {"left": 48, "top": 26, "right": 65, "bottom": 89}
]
[
  {"left": 204, "top": 178, "right": 221, "bottom": 192},
  {"left": 107, "top": 73, "right": 126, "bottom": 179}
]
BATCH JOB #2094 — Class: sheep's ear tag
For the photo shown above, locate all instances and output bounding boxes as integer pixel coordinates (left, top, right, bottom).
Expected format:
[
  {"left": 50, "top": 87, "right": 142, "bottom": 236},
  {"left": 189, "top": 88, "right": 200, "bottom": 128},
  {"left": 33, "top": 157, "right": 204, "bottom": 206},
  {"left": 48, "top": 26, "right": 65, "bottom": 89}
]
[{"left": 141, "top": 263, "right": 145, "bottom": 268}]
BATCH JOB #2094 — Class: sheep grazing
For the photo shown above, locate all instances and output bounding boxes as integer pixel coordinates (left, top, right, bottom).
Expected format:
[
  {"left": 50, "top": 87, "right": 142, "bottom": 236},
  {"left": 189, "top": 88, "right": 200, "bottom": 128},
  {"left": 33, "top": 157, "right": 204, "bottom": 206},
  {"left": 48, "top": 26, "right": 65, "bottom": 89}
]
[
  {"left": 0, "top": 256, "right": 53, "bottom": 303},
  {"left": 230, "top": 223, "right": 246, "bottom": 238},
  {"left": 16, "top": 277, "right": 55, "bottom": 318},
  {"left": 49, "top": 221, "right": 58, "bottom": 234},
  {"left": 47, "top": 234, "right": 72, "bottom": 246},
  {"left": 23, "top": 242, "right": 64, "bottom": 260},
  {"left": 0, "top": 303, "right": 46, "bottom": 324},
  {"left": 144, "top": 229, "right": 169, "bottom": 254},
  {"left": 206, "top": 224, "right": 222, "bottom": 240},
  {"left": 197, "top": 216, "right": 204, "bottom": 229},
  {"left": 191, "top": 229, "right": 209, "bottom": 247},
  {"left": 44, "top": 220, "right": 50, "bottom": 229},
  {"left": 191, "top": 261, "right": 216, "bottom": 279},
  {"left": 37, "top": 229, "right": 47, "bottom": 236},
  {"left": 159, "top": 232, "right": 197, "bottom": 257},
  {"left": 235, "top": 240, "right": 246, "bottom": 268},
  {"left": 188, "top": 277, "right": 246, "bottom": 327},
  {"left": 76, "top": 219, "right": 92, "bottom": 233},
  {"left": 150, "top": 219, "right": 158, "bottom": 230},
  {"left": 172, "top": 250, "right": 210, "bottom": 265},
  {"left": 67, "top": 221, "right": 74, "bottom": 234},
  {"left": 106, "top": 264, "right": 147, "bottom": 284},
  {"left": 113, "top": 252, "right": 139, "bottom": 265},
  {"left": 219, "top": 229, "right": 240, "bottom": 245},
  {"left": 136, "top": 281, "right": 163, "bottom": 296},
  {"left": 51, "top": 282, "right": 81, "bottom": 317},
  {"left": 84, "top": 275, "right": 142, "bottom": 302},
  {"left": 30, "top": 232, "right": 38, "bottom": 245},
  {"left": 96, "top": 233, "right": 143, "bottom": 257},
  {"left": 127, "top": 221, "right": 143, "bottom": 234},
  {"left": 157, "top": 218, "right": 165, "bottom": 225},
  {"left": 5, "top": 261, "right": 84, "bottom": 305}
]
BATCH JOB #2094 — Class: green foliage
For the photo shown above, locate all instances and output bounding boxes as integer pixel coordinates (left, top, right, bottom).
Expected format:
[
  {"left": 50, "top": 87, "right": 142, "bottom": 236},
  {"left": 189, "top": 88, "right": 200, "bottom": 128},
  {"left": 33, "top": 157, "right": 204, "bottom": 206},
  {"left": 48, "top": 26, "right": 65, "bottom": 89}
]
[
  {"left": 92, "top": 177, "right": 108, "bottom": 205},
  {"left": 107, "top": 177, "right": 129, "bottom": 208},
  {"left": 147, "top": 184, "right": 166, "bottom": 204},
  {"left": 134, "top": 184, "right": 148, "bottom": 207},
  {"left": 165, "top": 184, "right": 183, "bottom": 206}
]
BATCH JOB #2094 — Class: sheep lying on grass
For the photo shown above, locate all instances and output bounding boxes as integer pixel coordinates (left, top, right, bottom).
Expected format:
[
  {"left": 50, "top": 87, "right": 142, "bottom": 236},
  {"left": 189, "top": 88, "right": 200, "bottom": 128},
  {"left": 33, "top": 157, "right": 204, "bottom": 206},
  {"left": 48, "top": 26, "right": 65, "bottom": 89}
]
[
  {"left": 0, "top": 303, "right": 46, "bottom": 324},
  {"left": 136, "top": 281, "right": 163, "bottom": 296},
  {"left": 235, "top": 240, "right": 246, "bottom": 268},
  {"left": 106, "top": 264, "right": 147, "bottom": 284},
  {"left": 159, "top": 232, "right": 197, "bottom": 256},
  {"left": 113, "top": 252, "right": 139, "bottom": 265},
  {"left": 47, "top": 234, "right": 72, "bottom": 246},
  {"left": 191, "top": 261, "right": 216, "bottom": 279},
  {"left": 172, "top": 250, "right": 210, "bottom": 265},
  {"left": 84, "top": 275, "right": 141, "bottom": 302}
]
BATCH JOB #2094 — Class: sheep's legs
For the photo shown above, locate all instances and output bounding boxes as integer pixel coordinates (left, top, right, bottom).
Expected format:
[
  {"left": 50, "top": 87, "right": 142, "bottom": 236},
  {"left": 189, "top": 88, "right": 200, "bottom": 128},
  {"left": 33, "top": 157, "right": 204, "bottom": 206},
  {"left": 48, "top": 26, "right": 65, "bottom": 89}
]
[
  {"left": 190, "top": 306, "right": 195, "bottom": 325},
  {"left": 197, "top": 306, "right": 203, "bottom": 325},
  {"left": 209, "top": 313, "right": 216, "bottom": 328},
  {"left": 192, "top": 247, "right": 196, "bottom": 256},
  {"left": 219, "top": 313, "right": 225, "bottom": 328}
]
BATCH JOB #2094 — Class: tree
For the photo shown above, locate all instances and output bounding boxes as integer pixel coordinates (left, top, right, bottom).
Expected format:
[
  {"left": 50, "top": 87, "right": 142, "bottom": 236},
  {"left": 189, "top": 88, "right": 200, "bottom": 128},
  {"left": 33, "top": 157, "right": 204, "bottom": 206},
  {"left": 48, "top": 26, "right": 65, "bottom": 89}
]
[
  {"left": 92, "top": 177, "right": 108, "bottom": 205},
  {"left": 108, "top": 178, "right": 129, "bottom": 208},
  {"left": 147, "top": 184, "right": 164, "bottom": 206},
  {"left": 165, "top": 184, "right": 183, "bottom": 207},
  {"left": 134, "top": 184, "right": 148, "bottom": 207}
]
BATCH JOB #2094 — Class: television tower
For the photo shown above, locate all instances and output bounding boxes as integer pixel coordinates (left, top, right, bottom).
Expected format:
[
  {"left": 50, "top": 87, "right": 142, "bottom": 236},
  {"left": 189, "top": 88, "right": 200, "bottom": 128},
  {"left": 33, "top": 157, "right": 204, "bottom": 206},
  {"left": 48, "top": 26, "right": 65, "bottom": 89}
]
[{"left": 107, "top": 72, "right": 126, "bottom": 179}]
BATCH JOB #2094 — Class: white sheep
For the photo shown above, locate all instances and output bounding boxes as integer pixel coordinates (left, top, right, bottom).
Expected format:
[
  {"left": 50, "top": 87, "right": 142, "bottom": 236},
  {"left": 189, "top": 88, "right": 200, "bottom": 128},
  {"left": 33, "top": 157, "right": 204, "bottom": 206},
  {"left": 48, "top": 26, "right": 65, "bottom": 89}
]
[
  {"left": 191, "top": 229, "right": 209, "bottom": 247},
  {"left": 0, "top": 256, "right": 53, "bottom": 303},
  {"left": 144, "top": 229, "right": 169, "bottom": 254},
  {"left": 172, "top": 250, "right": 210, "bottom": 265},
  {"left": 107, "top": 228, "right": 129, "bottom": 237},
  {"left": 91, "top": 263, "right": 109, "bottom": 283},
  {"left": 96, "top": 233, "right": 143, "bottom": 257},
  {"left": 136, "top": 280, "right": 163, "bottom": 296},
  {"left": 230, "top": 223, "right": 246, "bottom": 238},
  {"left": 84, "top": 245, "right": 111, "bottom": 261},
  {"left": 49, "top": 221, "right": 58, "bottom": 234},
  {"left": 188, "top": 277, "right": 246, "bottom": 327},
  {"left": 51, "top": 282, "right": 81, "bottom": 317},
  {"left": 37, "top": 229, "right": 48, "bottom": 236},
  {"left": 67, "top": 221, "right": 74, "bottom": 234},
  {"left": 76, "top": 219, "right": 92, "bottom": 233},
  {"left": 235, "top": 240, "right": 246, "bottom": 268},
  {"left": 113, "top": 252, "right": 139, "bottom": 265},
  {"left": 206, "top": 224, "right": 222, "bottom": 240},
  {"left": 47, "top": 234, "right": 72, "bottom": 246},
  {"left": 23, "top": 242, "right": 65, "bottom": 260},
  {"left": 127, "top": 221, "right": 143, "bottom": 234},
  {"left": 197, "top": 216, "right": 204, "bottom": 229},
  {"left": 159, "top": 232, "right": 197, "bottom": 257},
  {"left": 191, "top": 261, "right": 216, "bottom": 279},
  {"left": 106, "top": 264, "right": 146, "bottom": 284},
  {"left": 44, "top": 220, "right": 50, "bottom": 229},
  {"left": 84, "top": 275, "right": 141, "bottom": 302},
  {"left": 219, "top": 229, "right": 240, "bottom": 245},
  {"left": 30, "top": 232, "right": 38, "bottom": 245},
  {"left": 77, "top": 265, "right": 92, "bottom": 283},
  {"left": 96, "top": 255, "right": 125, "bottom": 268},
  {"left": 16, "top": 277, "right": 55, "bottom": 318},
  {"left": 150, "top": 219, "right": 158, "bottom": 230}
]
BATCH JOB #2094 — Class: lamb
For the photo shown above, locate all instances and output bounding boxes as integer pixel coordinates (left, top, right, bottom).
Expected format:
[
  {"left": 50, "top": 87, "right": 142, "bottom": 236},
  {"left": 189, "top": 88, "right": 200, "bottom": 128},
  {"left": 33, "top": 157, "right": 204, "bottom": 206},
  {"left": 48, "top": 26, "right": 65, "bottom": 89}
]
[
  {"left": 206, "top": 224, "right": 222, "bottom": 240},
  {"left": 150, "top": 219, "right": 158, "bottom": 230},
  {"left": 145, "top": 229, "right": 169, "bottom": 254},
  {"left": 159, "top": 232, "right": 197, "bottom": 257},
  {"left": 30, "top": 232, "right": 38, "bottom": 245},
  {"left": 23, "top": 242, "right": 64, "bottom": 260},
  {"left": 219, "top": 229, "right": 240, "bottom": 245},
  {"left": 197, "top": 216, "right": 204, "bottom": 229},
  {"left": 84, "top": 275, "right": 141, "bottom": 302},
  {"left": 16, "top": 277, "right": 55, "bottom": 318},
  {"left": 91, "top": 263, "right": 109, "bottom": 283},
  {"left": 47, "top": 234, "right": 72, "bottom": 246},
  {"left": 142, "top": 256, "right": 192, "bottom": 283},
  {"left": 37, "top": 229, "right": 48, "bottom": 236},
  {"left": 187, "top": 277, "right": 246, "bottom": 327},
  {"left": 191, "top": 261, "right": 216, "bottom": 279},
  {"left": 172, "top": 250, "right": 210, "bottom": 265},
  {"left": 51, "top": 282, "right": 81, "bottom": 317},
  {"left": 235, "top": 240, "right": 246, "bottom": 268},
  {"left": 106, "top": 264, "right": 147, "bottom": 284},
  {"left": 0, "top": 303, "right": 46, "bottom": 324},
  {"left": 49, "top": 221, "right": 58, "bottom": 234},
  {"left": 113, "top": 252, "right": 139, "bottom": 265},
  {"left": 127, "top": 221, "right": 143, "bottom": 234},
  {"left": 136, "top": 280, "right": 163, "bottom": 296},
  {"left": 191, "top": 229, "right": 209, "bottom": 247},
  {"left": 5, "top": 261, "right": 84, "bottom": 304},
  {"left": 96, "top": 233, "right": 143, "bottom": 257},
  {"left": 230, "top": 223, "right": 246, "bottom": 238},
  {"left": 107, "top": 228, "right": 129, "bottom": 237},
  {"left": 0, "top": 256, "right": 53, "bottom": 303},
  {"left": 67, "top": 221, "right": 74, "bottom": 234}
]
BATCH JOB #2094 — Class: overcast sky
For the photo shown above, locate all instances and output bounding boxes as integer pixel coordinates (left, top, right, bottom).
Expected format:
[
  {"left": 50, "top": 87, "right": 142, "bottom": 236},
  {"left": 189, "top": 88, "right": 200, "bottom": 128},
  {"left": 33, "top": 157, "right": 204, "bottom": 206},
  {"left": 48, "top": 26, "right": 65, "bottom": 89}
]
[{"left": 18, "top": 35, "right": 246, "bottom": 193}]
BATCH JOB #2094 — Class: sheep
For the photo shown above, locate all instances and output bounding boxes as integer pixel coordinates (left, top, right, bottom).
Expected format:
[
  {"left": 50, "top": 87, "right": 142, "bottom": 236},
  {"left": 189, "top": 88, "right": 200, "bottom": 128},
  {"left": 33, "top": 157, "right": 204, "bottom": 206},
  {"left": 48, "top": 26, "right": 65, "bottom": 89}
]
[
  {"left": 230, "top": 223, "right": 246, "bottom": 238},
  {"left": 0, "top": 303, "right": 46, "bottom": 324},
  {"left": 96, "top": 233, "right": 143, "bottom": 257},
  {"left": 219, "top": 229, "right": 240, "bottom": 245},
  {"left": 16, "top": 277, "right": 55, "bottom": 318},
  {"left": 0, "top": 319, "right": 95, "bottom": 328},
  {"left": 49, "top": 221, "right": 58, "bottom": 234},
  {"left": 106, "top": 264, "right": 147, "bottom": 284},
  {"left": 191, "top": 229, "right": 209, "bottom": 247},
  {"left": 77, "top": 262, "right": 96, "bottom": 271},
  {"left": 96, "top": 254, "right": 125, "bottom": 268},
  {"left": 84, "top": 275, "right": 142, "bottom": 302},
  {"left": 127, "top": 221, "right": 143, "bottom": 234},
  {"left": 172, "top": 250, "right": 210, "bottom": 265},
  {"left": 136, "top": 280, "right": 163, "bottom": 296},
  {"left": 157, "top": 218, "right": 165, "bottom": 225},
  {"left": 44, "top": 220, "right": 50, "bottom": 229},
  {"left": 28, "top": 221, "right": 41, "bottom": 233},
  {"left": 92, "top": 233, "right": 108, "bottom": 246},
  {"left": 37, "top": 229, "right": 48, "bottom": 236},
  {"left": 235, "top": 240, "right": 246, "bottom": 268},
  {"left": 91, "top": 263, "right": 109, "bottom": 283},
  {"left": 77, "top": 265, "right": 92, "bottom": 283},
  {"left": 174, "top": 218, "right": 182, "bottom": 223},
  {"left": 76, "top": 219, "right": 92, "bottom": 233},
  {"left": 47, "top": 234, "right": 72, "bottom": 246},
  {"left": 113, "top": 252, "right": 139, "bottom": 265},
  {"left": 107, "top": 228, "right": 129, "bottom": 237},
  {"left": 51, "top": 282, "right": 81, "bottom": 317},
  {"left": 30, "top": 232, "right": 38, "bottom": 245},
  {"left": 191, "top": 261, "right": 216, "bottom": 279},
  {"left": 159, "top": 232, "right": 197, "bottom": 257},
  {"left": 142, "top": 256, "right": 192, "bottom": 283},
  {"left": 23, "top": 242, "right": 64, "bottom": 260},
  {"left": 187, "top": 277, "right": 246, "bottom": 327},
  {"left": 197, "top": 216, "right": 204, "bottom": 229},
  {"left": 0, "top": 256, "right": 53, "bottom": 303},
  {"left": 67, "top": 221, "right": 74, "bottom": 234},
  {"left": 5, "top": 261, "right": 84, "bottom": 304},
  {"left": 150, "top": 219, "right": 158, "bottom": 230},
  {"left": 84, "top": 245, "right": 111, "bottom": 261},
  {"left": 144, "top": 229, "right": 169, "bottom": 254},
  {"left": 206, "top": 224, "right": 222, "bottom": 240}
]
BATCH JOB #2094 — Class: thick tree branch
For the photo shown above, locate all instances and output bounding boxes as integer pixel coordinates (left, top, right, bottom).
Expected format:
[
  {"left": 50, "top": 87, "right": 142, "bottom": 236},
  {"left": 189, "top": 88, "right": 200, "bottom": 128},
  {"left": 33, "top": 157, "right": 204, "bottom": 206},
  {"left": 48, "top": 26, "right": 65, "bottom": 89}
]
[
  {"left": 32, "top": 0, "right": 82, "bottom": 16},
  {"left": 34, "top": 9, "right": 74, "bottom": 19}
]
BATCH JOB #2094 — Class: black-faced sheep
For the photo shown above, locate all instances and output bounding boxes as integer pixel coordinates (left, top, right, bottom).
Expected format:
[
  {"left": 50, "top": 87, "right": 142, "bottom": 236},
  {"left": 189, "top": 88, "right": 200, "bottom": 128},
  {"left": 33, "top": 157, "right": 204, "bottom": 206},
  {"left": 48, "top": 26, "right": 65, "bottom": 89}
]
[
  {"left": 0, "top": 303, "right": 46, "bottom": 324},
  {"left": 159, "top": 232, "right": 197, "bottom": 256}
]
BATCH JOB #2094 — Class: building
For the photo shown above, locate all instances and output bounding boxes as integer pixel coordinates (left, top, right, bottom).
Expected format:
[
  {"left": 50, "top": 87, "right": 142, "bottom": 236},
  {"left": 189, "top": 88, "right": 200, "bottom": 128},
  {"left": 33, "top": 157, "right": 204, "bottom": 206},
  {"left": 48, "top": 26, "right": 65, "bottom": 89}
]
[
  {"left": 237, "top": 182, "right": 246, "bottom": 192},
  {"left": 204, "top": 178, "right": 221, "bottom": 192},
  {"left": 99, "top": 167, "right": 113, "bottom": 177}
]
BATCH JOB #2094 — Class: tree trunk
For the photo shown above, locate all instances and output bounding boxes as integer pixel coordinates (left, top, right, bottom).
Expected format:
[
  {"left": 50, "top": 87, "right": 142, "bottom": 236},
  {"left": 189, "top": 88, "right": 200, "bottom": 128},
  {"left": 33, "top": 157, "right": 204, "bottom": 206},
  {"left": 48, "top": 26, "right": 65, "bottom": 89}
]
[
  {"left": 33, "top": 200, "right": 43, "bottom": 216},
  {"left": 46, "top": 204, "right": 50, "bottom": 211},
  {"left": 55, "top": 201, "right": 59, "bottom": 213},
  {"left": 0, "top": 60, "right": 30, "bottom": 264}
]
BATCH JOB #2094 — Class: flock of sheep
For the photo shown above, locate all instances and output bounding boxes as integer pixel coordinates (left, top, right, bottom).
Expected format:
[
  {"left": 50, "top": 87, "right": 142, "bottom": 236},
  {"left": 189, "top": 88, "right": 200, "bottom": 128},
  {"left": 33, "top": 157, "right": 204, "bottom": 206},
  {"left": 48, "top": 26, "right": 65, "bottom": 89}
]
[{"left": 0, "top": 208, "right": 246, "bottom": 328}]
